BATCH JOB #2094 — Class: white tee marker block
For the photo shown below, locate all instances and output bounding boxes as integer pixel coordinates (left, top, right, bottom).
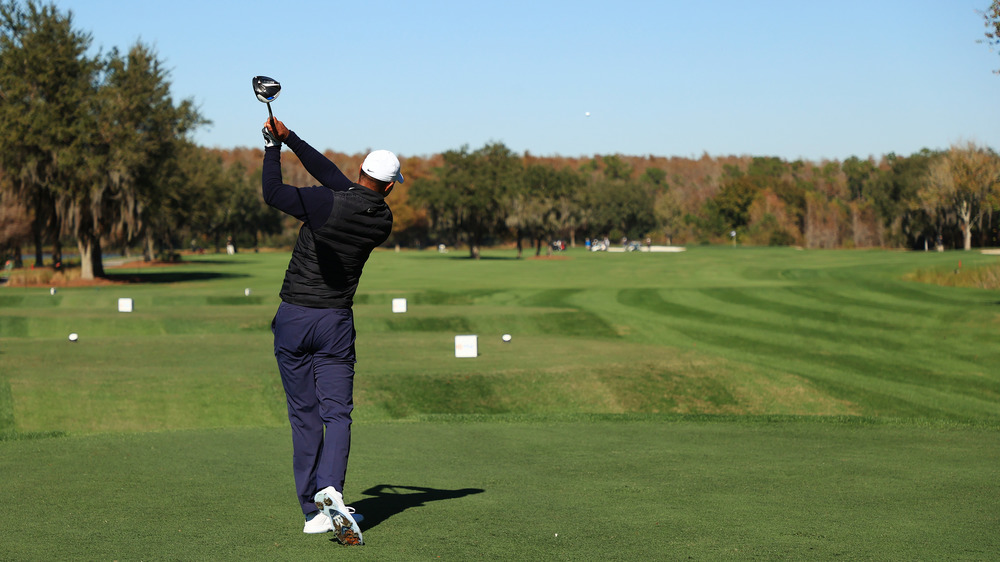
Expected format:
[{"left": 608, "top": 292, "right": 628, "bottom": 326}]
[
  {"left": 118, "top": 297, "right": 133, "bottom": 313},
  {"left": 454, "top": 335, "right": 478, "bottom": 358},
  {"left": 392, "top": 298, "right": 407, "bottom": 313}
]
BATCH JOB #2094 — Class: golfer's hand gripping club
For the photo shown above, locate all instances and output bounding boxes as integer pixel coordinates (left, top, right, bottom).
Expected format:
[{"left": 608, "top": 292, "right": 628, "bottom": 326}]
[
  {"left": 262, "top": 126, "right": 281, "bottom": 148},
  {"left": 267, "top": 118, "right": 289, "bottom": 140},
  {"left": 261, "top": 118, "right": 289, "bottom": 148}
]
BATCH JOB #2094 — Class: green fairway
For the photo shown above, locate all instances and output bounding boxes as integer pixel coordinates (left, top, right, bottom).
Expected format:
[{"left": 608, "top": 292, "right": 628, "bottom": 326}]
[{"left": 1, "top": 246, "right": 999, "bottom": 559}]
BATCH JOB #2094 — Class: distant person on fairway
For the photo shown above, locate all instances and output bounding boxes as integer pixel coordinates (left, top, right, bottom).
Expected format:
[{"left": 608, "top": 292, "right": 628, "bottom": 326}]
[{"left": 260, "top": 118, "right": 399, "bottom": 545}]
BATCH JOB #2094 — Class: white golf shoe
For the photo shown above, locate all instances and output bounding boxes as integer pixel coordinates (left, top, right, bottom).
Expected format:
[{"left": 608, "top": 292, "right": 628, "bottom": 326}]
[
  {"left": 303, "top": 510, "right": 333, "bottom": 534},
  {"left": 314, "top": 486, "right": 364, "bottom": 545}
]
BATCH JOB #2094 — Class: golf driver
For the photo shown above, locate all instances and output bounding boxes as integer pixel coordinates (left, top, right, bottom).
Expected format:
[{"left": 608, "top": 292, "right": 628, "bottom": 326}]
[{"left": 252, "top": 75, "right": 281, "bottom": 134}]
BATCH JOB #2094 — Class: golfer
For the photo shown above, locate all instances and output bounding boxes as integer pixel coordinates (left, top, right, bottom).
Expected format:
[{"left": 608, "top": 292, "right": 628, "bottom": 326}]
[{"left": 260, "top": 119, "right": 398, "bottom": 545}]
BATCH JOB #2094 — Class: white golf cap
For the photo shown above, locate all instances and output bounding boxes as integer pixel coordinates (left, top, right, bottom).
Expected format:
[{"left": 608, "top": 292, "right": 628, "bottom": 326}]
[{"left": 361, "top": 150, "right": 404, "bottom": 183}]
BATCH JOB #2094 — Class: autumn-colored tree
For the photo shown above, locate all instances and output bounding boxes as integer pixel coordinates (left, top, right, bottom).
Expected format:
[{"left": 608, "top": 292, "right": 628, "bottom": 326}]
[
  {"left": 921, "top": 143, "right": 1000, "bottom": 250},
  {"left": 915, "top": 160, "right": 955, "bottom": 251},
  {"left": 746, "top": 189, "right": 800, "bottom": 246}
]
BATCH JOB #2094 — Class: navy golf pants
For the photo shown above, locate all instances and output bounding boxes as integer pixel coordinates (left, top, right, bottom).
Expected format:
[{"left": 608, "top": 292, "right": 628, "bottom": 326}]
[{"left": 271, "top": 301, "right": 356, "bottom": 515}]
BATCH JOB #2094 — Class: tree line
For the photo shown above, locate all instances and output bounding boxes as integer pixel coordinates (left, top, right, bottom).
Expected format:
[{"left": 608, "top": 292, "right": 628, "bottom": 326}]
[
  {"left": 396, "top": 142, "right": 1000, "bottom": 258},
  {"left": 3, "top": 0, "right": 1000, "bottom": 277}
]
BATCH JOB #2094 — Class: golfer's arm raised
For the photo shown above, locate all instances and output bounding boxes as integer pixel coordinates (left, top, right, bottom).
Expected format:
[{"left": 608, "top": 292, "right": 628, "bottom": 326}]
[
  {"left": 283, "top": 131, "right": 352, "bottom": 192},
  {"left": 261, "top": 146, "right": 333, "bottom": 229},
  {"left": 265, "top": 119, "right": 351, "bottom": 192}
]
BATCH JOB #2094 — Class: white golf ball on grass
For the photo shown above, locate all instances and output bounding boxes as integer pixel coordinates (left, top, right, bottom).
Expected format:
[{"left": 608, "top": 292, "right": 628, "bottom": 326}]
[
  {"left": 501, "top": 334, "right": 512, "bottom": 343},
  {"left": 68, "top": 333, "right": 79, "bottom": 342}
]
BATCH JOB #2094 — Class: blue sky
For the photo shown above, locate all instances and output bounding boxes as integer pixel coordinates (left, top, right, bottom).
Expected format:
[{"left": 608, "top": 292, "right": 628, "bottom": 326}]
[{"left": 48, "top": 0, "right": 1000, "bottom": 161}]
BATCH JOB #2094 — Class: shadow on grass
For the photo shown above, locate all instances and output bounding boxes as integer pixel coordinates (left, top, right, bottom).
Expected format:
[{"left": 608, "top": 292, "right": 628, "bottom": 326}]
[
  {"left": 348, "top": 484, "right": 485, "bottom": 532},
  {"left": 167, "top": 258, "right": 265, "bottom": 267},
  {"left": 446, "top": 255, "right": 519, "bottom": 261},
  {"left": 105, "top": 271, "right": 249, "bottom": 284}
]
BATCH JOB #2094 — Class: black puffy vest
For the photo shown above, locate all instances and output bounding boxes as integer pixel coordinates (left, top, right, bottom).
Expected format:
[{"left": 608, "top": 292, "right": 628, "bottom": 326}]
[{"left": 279, "top": 185, "right": 392, "bottom": 308}]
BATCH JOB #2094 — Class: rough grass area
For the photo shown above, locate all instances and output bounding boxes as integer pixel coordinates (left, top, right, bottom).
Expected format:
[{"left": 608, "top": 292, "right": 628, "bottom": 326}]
[
  {"left": 1, "top": 265, "right": 82, "bottom": 287},
  {"left": 906, "top": 260, "right": 1000, "bottom": 289}
]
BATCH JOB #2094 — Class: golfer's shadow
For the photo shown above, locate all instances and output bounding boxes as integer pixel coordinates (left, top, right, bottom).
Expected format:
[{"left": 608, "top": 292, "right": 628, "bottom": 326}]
[{"left": 351, "top": 484, "right": 484, "bottom": 530}]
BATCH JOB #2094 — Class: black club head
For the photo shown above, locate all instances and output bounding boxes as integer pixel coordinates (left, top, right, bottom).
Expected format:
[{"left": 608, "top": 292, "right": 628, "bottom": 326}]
[{"left": 252, "top": 75, "right": 281, "bottom": 103}]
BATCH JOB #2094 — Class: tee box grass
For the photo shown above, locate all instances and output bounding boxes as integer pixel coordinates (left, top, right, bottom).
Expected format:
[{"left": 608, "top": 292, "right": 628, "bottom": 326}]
[{"left": 1, "top": 246, "right": 998, "bottom": 559}]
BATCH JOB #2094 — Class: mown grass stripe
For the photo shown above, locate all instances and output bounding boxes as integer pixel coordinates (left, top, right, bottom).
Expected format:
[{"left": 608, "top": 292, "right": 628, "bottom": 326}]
[
  {"left": 0, "top": 315, "right": 28, "bottom": 337},
  {"left": 783, "top": 285, "right": 938, "bottom": 317},
  {"left": 0, "top": 376, "right": 14, "bottom": 431},
  {"left": 699, "top": 287, "right": 899, "bottom": 331},
  {"left": 618, "top": 288, "right": 907, "bottom": 353},
  {"left": 854, "top": 278, "right": 993, "bottom": 307}
]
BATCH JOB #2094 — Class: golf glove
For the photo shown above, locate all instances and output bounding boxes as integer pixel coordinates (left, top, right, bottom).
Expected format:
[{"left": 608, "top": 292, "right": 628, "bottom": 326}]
[{"left": 262, "top": 126, "right": 281, "bottom": 148}]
